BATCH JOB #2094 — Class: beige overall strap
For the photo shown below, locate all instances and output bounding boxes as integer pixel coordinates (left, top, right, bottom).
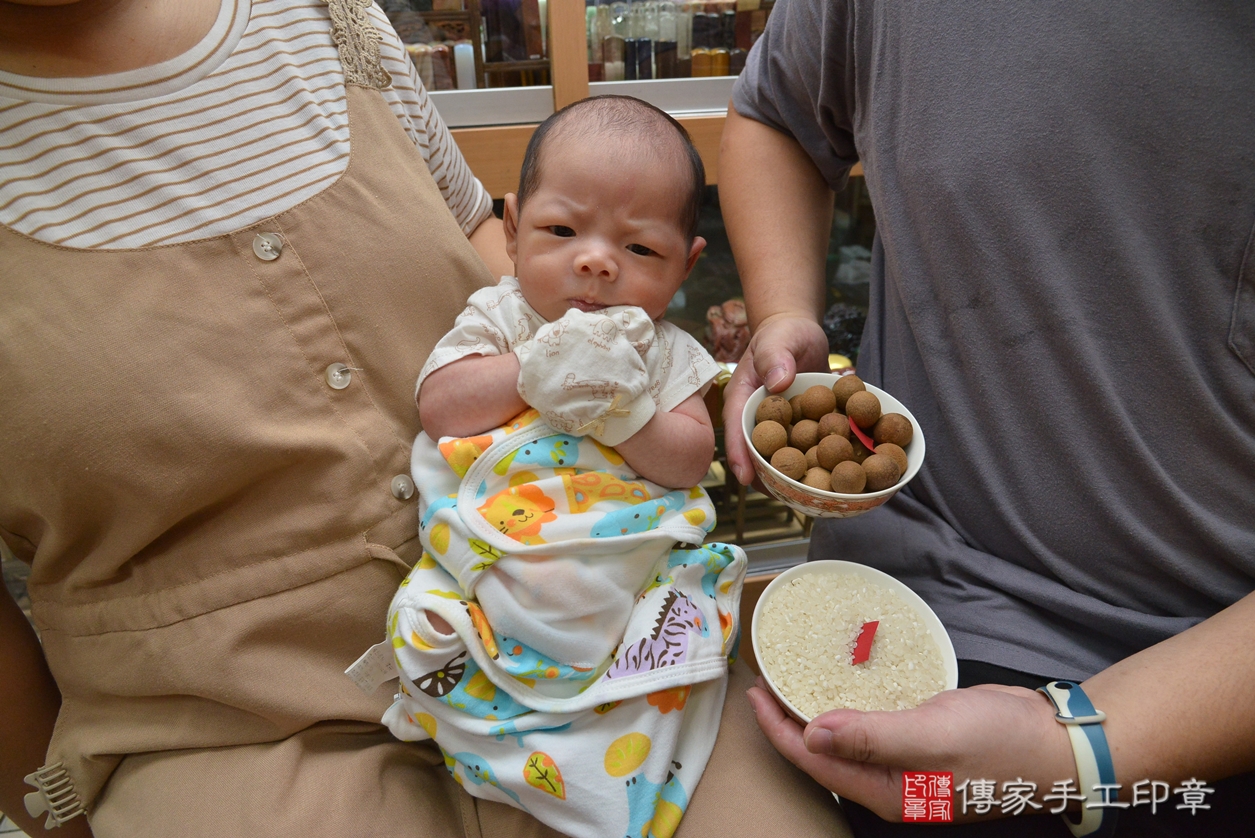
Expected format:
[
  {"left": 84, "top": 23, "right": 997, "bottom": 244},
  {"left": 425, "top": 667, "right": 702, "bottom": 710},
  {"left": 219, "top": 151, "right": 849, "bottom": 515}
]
[{"left": 325, "top": 0, "right": 394, "bottom": 89}]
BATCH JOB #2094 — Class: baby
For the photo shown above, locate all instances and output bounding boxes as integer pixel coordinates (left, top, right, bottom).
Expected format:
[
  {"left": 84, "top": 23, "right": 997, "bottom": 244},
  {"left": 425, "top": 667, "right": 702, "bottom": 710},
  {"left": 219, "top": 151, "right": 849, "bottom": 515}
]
[{"left": 378, "top": 96, "right": 746, "bottom": 837}]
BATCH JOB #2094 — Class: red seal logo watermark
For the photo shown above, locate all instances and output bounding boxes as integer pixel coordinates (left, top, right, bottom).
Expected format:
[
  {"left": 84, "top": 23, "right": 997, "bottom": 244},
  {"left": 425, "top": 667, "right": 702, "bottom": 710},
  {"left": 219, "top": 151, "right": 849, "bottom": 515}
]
[{"left": 903, "top": 772, "right": 953, "bottom": 822}]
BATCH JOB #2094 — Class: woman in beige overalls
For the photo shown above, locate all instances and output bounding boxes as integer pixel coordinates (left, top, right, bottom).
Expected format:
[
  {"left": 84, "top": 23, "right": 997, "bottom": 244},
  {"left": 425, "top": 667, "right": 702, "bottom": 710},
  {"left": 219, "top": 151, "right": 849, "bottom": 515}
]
[{"left": 0, "top": 1, "right": 849, "bottom": 836}]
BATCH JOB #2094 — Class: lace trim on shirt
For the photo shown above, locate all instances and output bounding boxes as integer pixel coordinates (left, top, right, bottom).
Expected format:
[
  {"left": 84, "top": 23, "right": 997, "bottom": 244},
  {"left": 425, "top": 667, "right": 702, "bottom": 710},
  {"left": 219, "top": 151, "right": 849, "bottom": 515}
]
[{"left": 326, "top": 0, "right": 393, "bottom": 90}]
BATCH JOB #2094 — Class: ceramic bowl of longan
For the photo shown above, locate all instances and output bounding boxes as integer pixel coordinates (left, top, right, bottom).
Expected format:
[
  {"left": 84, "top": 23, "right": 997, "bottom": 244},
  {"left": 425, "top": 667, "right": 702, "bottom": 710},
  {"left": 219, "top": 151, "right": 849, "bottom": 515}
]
[{"left": 741, "top": 372, "right": 926, "bottom": 518}]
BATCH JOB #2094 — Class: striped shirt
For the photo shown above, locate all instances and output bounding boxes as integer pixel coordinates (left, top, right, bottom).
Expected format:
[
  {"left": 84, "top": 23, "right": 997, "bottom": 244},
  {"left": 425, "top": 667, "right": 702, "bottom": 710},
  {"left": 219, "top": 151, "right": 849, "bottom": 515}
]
[{"left": 0, "top": 0, "right": 493, "bottom": 250}]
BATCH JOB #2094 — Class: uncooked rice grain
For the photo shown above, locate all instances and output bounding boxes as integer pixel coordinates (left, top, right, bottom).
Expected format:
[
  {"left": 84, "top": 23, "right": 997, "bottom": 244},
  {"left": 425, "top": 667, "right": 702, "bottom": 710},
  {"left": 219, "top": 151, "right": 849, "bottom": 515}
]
[{"left": 757, "top": 572, "right": 946, "bottom": 718}]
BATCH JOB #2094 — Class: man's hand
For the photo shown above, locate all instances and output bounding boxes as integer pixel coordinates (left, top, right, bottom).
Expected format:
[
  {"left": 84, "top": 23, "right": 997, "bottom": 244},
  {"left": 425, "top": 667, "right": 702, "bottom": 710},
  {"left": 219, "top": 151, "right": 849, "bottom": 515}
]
[
  {"left": 721, "top": 313, "right": 830, "bottom": 486},
  {"left": 746, "top": 676, "right": 1075, "bottom": 823}
]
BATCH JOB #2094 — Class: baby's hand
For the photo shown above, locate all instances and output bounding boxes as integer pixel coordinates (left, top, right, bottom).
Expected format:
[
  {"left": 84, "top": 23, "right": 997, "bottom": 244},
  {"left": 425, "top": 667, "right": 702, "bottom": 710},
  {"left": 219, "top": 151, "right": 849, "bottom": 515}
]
[{"left": 516, "top": 307, "right": 657, "bottom": 445}]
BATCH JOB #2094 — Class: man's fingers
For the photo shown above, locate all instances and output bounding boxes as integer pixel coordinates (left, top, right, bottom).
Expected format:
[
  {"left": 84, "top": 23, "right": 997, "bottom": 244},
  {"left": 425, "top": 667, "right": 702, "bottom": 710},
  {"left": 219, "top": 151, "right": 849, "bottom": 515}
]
[
  {"left": 806, "top": 704, "right": 957, "bottom": 768},
  {"left": 748, "top": 685, "right": 902, "bottom": 817},
  {"left": 748, "top": 685, "right": 844, "bottom": 778},
  {"left": 804, "top": 687, "right": 1048, "bottom": 770},
  {"left": 751, "top": 342, "right": 798, "bottom": 395},
  {"left": 722, "top": 315, "right": 829, "bottom": 485},
  {"left": 751, "top": 316, "right": 829, "bottom": 390},
  {"left": 721, "top": 355, "right": 765, "bottom": 484}
]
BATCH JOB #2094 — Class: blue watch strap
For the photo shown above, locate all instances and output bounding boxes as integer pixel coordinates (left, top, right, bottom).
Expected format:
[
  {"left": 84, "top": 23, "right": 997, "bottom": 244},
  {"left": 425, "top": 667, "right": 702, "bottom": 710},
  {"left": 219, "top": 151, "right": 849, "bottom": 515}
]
[{"left": 1038, "top": 680, "right": 1119, "bottom": 837}]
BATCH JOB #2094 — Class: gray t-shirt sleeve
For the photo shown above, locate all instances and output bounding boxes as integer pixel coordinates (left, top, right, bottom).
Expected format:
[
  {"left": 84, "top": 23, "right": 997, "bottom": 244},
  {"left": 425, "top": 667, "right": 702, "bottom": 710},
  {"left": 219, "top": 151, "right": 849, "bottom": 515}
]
[{"left": 731, "top": 0, "right": 860, "bottom": 191}]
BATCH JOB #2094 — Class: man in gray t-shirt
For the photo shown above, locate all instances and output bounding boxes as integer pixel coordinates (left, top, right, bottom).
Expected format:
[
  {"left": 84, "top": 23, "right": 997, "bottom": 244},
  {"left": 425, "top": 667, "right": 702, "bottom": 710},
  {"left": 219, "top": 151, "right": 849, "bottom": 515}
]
[{"left": 721, "top": 0, "right": 1254, "bottom": 832}]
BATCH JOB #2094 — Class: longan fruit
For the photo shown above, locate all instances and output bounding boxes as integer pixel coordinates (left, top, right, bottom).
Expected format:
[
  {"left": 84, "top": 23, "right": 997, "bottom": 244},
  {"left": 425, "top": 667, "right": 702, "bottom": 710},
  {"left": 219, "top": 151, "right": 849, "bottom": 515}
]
[
  {"left": 817, "top": 411, "right": 850, "bottom": 440},
  {"left": 850, "top": 435, "right": 873, "bottom": 465},
  {"left": 770, "top": 446, "right": 808, "bottom": 481},
  {"left": 830, "top": 460, "right": 867, "bottom": 494},
  {"left": 845, "top": 390, "right": 882, "bottom": 429},
  {"left": 831, "top": 374, "right": 866, "bottom": 412},
  {"left": 805, "top": 445, "right": 820, "bottom": 470},
  {"left": 788, "top": 394, "right": 804, "bottom": 423},
  {"left": 803, "top": 467, "right": 833, "bottom": 491},
  {"left": 862, "top": 453, "right": 902, "bottom": 492},
  {"left": 874, "top": 442, "right": 909, "bottom": 476},
  {"left": 872, "top": 412, "right": 914, "bottom": 448},
  {"left": 755, "top": 395, "right": 793, "bottom": 427},
  {"left": 789, "top": 419, "right": 821, "bottom": 451},
  {"left": 816, "top": 434, "right": 854, "bottom": 470},
  {"left": 751, "top": 420, "right": 788, "bottom": 459},
  {"left": 800, "top": 385, "right": 837, "bottom": 420}
]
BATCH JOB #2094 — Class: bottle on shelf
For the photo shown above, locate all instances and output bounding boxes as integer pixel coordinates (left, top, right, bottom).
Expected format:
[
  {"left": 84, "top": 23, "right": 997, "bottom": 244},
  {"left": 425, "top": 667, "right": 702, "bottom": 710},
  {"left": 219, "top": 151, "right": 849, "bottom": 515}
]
[
  {"left": 453, "top": 40, "right": 476, "bottom": 89},
  {"left": 656, "top": 2, "right": 678, "bottom": 79},
  {"left": 721, "top": 6, "right": 736, "bottom": 51},
  {"left": 676, "top": 2, "right": 694, "bottom": 77},
  {"left": 580, "top": 0, "right": 770, "bottom": 83},
  {"left": 604, "top": 1, "right": 628, "bottom": 81},
  {"left": 623, "top": 36, "right": 639, "bottom": 80},
  {"left": 603, "top": 32, "right": 625, "bottom": 81},
  {"left": 587, "top": 3, "right": 605, "bottom": 81},
  {"left": 635, "top": 36, "right": 653, "bottom": 80},
  {"left": 710, "top": 46, "right": 729, "bottom": 76},
  {"left": 431, "top": 42, "right": 454, "bottom": 90},
  {"left": 690, "top": 46, "right": 711, "bottom": 77}
]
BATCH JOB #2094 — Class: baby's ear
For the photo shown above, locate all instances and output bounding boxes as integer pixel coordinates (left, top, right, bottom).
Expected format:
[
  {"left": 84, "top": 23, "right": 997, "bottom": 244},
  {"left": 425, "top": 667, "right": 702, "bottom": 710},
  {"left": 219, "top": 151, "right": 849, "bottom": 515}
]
[
  {"left": 503, "top": 193, "right": 521, "bottom": 262},
  {"left": 684, "top": 236, "right": 707, "bottom": 275}
]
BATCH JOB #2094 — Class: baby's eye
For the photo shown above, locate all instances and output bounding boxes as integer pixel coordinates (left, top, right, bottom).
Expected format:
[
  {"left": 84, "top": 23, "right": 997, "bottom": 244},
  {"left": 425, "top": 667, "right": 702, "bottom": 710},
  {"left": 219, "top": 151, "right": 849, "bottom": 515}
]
[
  {"left": 627, "top": 244, "right": 654, "bottom": 256},
  {"left": 549, "top": 225, "right": 575, "bottom": 237}
]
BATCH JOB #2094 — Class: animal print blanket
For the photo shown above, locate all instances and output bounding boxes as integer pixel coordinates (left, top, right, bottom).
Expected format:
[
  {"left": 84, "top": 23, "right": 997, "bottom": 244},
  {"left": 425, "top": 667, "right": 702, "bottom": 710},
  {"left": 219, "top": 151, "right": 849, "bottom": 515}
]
[{"left": 380, "top": 409, "right": 745, "bottom": 837}]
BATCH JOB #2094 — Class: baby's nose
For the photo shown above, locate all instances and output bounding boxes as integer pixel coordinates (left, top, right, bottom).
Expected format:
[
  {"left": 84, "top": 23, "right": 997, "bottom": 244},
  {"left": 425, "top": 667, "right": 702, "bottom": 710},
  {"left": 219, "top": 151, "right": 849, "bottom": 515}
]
[{"left": 575, "top": 244, "right": 618, "bottom": 280}]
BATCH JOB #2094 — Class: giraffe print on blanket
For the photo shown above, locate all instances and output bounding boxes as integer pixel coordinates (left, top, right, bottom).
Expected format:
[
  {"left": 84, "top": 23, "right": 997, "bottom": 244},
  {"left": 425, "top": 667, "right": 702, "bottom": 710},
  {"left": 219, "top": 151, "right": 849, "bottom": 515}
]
[{"left": 606, "top": 590, "right": 708, "bottom": 679}]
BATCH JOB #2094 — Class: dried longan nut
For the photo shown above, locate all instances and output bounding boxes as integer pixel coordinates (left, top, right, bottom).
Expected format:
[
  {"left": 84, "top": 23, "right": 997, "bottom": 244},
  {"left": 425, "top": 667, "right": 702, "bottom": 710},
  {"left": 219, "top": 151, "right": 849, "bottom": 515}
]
[
  {"left": 800, "top": 385, "right": 837, "bottom": 420},
  {"left": 789, "top": 419, "right": 821, "bottom": 451},
  {"left": 816, "top": 434, "right": 854, "bottom": 470},
  {"left": 874, "top": 442, "right": 909, "bottom": 476},
  {"left": 829, "top": 460, "right": 867, "bottom": 494},
  {"left": 817, "top": 411, "right": 850, "bottom": 440},
  {"left": 803, "top": 467, "right": 833, "bottom": 490},
  {"left": 831, "top": 374, "right": 866, "bottom": 412},
  {"left": 872, "top": 412, "right": 914, "bottom": 448},
  {"left": 751, "top": 420, "right": 788, "bottom": 459},
  {"left": 862, "top": 453, "right": 902, "bottom": 492},
  {"left": 755, "top": 395, "right": 793, "bottom": 427},
  {"left": 845, "top": 390, "right": 882, "bottom": 430},
  {"left": 805, "top": 446, "right": 820, "bottom": 470},
  {"left": 788, "top": 395, "right": 804, "bottom": 423},
  {"left": 770, "top": 446, "right": 808, "bottom": 481}
]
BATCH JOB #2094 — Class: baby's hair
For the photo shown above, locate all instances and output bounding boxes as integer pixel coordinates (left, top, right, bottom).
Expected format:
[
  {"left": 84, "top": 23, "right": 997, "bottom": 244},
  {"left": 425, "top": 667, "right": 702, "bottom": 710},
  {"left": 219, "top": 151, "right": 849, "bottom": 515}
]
[{"left": 516, "top": 95, "right": 706, "bottom": 242}]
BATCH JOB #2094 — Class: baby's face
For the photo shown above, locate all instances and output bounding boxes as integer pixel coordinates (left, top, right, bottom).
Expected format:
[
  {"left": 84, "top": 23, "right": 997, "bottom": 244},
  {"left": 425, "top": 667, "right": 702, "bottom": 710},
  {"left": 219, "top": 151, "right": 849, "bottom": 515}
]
[{"left": 504, "top": 137, "right": 704, "bottom": 323}]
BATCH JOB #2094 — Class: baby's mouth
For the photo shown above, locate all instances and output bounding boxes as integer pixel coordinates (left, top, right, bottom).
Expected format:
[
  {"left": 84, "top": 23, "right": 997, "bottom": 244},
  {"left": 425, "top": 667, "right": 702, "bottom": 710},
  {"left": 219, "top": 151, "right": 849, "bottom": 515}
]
[{"left": 568, "top": 298, "right": 605, "bottom": 312}]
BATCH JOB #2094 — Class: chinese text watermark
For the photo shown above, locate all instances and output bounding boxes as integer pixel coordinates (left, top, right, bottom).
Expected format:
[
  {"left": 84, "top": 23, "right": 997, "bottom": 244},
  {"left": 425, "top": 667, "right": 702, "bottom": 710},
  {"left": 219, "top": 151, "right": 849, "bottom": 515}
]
[{"left": 902, "top": 774, "right": 1215, "bottom": 823}]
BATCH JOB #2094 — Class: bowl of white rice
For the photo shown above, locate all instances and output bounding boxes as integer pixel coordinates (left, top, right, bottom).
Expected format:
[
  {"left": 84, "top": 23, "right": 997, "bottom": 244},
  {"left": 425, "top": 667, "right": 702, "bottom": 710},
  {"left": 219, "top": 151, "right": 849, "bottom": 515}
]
[{"left": 752, "top": 560, "right": 958, "bottom": 724}]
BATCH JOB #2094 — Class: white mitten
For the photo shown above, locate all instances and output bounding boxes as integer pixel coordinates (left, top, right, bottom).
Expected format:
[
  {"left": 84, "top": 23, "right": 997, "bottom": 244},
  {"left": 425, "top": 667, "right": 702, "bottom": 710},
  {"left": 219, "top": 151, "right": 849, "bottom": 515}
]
[{"left": 515, "top": 306, "right": 658, "bottom": 446}]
